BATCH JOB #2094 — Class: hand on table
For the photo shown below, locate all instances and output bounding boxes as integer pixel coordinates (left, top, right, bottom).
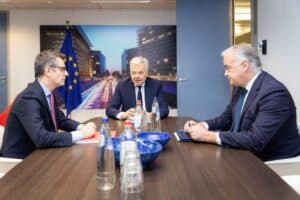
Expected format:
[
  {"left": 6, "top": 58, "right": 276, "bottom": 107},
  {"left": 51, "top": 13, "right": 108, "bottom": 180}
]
[
  {"left": 81, "top": 122, "right": 97, "bottom": 139},
  {"left": 120, "top": 108, "right": 135, "bottom": 120}
]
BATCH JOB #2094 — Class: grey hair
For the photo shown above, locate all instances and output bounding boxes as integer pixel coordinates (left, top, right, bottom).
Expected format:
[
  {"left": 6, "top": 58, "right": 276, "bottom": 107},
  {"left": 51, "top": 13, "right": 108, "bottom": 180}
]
[
  {"left": 129, "top": 56, "right": 149, "bottom": 72},
  {"left": 221, "top": 43, "right": 262, "bottom": 73},
  {"left": 34, "top": 50, "right": 65, "bottom": 78}
]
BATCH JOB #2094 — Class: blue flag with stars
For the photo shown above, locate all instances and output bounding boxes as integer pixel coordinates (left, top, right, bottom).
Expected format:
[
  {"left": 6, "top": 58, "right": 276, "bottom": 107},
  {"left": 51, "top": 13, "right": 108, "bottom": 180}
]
[{"left": 60, "top": 29, "right": 82, "bottom": 116}]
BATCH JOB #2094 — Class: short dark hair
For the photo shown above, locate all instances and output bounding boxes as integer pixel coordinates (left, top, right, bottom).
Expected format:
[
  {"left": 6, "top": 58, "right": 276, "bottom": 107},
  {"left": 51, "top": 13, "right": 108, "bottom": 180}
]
[{"left": 34, "top": 50, "right": 65, "bottom": 78}]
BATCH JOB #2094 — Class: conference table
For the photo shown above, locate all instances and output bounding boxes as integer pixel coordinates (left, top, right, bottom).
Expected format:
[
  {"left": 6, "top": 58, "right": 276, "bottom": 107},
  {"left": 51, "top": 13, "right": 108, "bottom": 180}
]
[{"left": 0, "top": 117, "right": 299, "bottom": 200}]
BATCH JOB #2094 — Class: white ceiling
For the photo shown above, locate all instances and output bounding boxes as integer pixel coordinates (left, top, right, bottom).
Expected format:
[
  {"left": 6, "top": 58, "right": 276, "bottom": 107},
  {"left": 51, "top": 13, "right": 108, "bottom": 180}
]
[{"left": 0, "top": 0, "right": 176, "bottom": 9}]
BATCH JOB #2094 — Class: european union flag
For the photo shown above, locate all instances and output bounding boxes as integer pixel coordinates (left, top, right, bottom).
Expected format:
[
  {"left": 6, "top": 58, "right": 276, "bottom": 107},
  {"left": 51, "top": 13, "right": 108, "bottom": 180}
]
[{"left": 60, "top": 30, "right": 82, "bottom": 116}]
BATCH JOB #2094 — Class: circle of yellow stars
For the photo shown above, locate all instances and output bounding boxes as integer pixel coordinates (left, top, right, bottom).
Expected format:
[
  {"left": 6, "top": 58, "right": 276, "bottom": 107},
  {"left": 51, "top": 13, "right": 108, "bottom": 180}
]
[{"left": 65, "top": 56, "right": 80, "bottom": 91}]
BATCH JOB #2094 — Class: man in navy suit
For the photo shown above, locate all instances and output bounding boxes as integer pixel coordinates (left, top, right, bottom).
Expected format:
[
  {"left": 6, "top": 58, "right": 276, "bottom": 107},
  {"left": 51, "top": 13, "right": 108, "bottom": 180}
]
[
  {"left": 106, "top": 56, "right": 169, "bottom": 120},
  {"left": 184, "top": 43, "right": 300, "bottom": 161},
  {"left": 1, "top": 50, "right": 96, "bottom": 159}
]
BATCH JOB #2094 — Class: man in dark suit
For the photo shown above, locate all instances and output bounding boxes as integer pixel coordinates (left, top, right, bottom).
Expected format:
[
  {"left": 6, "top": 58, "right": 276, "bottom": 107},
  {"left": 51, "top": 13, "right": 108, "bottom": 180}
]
[
  {"left": 1, "top": 50, "right": 96, "bottom": 159},
  {"left": 106, "top": 56, "right": 169, "bottom": 120},
  {"left": 184, "top": 43, "right": 300, "bottom": 161}
]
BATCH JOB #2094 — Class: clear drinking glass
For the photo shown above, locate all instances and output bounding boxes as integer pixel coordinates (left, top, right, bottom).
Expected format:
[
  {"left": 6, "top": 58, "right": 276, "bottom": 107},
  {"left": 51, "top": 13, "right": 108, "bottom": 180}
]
[
  {"left": 120, "top": 150, "right": 144, "bottom": 199},
  {"left": 120, "top": 150, "right": 141, "bottom": 184}
]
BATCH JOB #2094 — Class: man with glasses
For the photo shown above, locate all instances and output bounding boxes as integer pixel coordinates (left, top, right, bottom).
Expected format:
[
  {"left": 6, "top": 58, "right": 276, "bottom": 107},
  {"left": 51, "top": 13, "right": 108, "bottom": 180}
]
[
  {"left": 184, "top": 43, "right": 300, "bottom": 161},
  {"left": 1, "top": 50, "right": 96, "bottom": 159}
]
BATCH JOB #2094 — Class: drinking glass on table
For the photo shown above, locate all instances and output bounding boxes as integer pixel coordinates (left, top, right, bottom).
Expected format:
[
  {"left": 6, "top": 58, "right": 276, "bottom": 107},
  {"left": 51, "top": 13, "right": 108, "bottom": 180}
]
[{"left": 120, "top": 150, "right": 144, "bottom": 200}]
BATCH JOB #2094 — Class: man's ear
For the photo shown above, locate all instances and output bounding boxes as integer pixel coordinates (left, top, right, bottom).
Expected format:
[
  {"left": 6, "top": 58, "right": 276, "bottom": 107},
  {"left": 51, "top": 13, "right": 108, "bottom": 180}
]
[
  {"left": 241, "top": 60, "right": 249, "bottom": 71},
  {"left": 44, "top": 65, "right": 52, "bottom": 77}
]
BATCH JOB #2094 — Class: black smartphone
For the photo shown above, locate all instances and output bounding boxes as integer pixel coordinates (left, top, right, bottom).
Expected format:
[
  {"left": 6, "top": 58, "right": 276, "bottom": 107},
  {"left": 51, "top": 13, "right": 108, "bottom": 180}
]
[{"left": 174, "top": 130, "right": 193, "bottom": 142}]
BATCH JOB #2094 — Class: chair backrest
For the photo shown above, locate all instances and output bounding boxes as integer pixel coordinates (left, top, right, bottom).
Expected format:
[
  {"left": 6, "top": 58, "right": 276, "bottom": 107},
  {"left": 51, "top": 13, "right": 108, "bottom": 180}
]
[{"left": 0, "top": 103, "right": 13, "bottom": 126}]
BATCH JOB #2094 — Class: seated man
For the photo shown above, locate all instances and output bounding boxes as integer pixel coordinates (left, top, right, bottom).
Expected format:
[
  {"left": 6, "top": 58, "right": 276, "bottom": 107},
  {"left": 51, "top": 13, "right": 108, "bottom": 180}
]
[
  {"left": 184, "top": 43, "right": 300, "bottom": 161},
  {"left": 0, "top": 50, "right": 96, "bottom": 159},
  {"left": 106, "top": 56, "right": 169, "bottom": 120}
]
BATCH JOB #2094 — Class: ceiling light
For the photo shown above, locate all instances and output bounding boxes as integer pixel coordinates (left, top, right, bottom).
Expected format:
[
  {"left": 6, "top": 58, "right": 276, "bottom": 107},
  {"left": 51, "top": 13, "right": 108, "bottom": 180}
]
[{"left": 91, "top": 0, "right": 150, "bottom": 3}]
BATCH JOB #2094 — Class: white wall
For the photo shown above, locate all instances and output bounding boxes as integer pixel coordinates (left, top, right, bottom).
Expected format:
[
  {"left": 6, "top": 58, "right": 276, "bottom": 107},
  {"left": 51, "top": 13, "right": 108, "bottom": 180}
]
[
  {"left": 8, "top": 9, "right": 176, "bottom": 101},
  {"left": 257, "top": 0, "right": 300, "bottom": 120}
]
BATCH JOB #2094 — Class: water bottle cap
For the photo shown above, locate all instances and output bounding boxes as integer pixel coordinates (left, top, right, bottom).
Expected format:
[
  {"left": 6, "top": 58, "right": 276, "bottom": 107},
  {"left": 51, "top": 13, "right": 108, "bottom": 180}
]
[{"left": 102, "top": 116, "right": 109, "bottom": 123}]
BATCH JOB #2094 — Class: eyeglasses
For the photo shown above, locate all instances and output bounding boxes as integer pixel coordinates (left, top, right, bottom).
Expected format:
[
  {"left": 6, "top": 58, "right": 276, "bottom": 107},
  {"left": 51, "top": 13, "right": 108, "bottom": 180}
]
[{"left": 51, "top": 66, "right": 66, "bottom": 72}]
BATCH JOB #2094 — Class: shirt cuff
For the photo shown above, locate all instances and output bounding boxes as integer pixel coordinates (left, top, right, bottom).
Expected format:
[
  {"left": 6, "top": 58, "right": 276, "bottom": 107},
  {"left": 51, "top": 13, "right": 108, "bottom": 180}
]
[
  {"left": 116, "top": 112, "right": 124, "bottom": 120},
  {"left": 202, "top": 122, "right": 221, "bottom": 145},
  {"left": 71, "top": 131, "right": 84, "bottom": 142},
  {"left": 76, "top": 124, "right": 84, "bottom": 130},
  {"left": 202, "top": 122, "right": 209, "bottom": 129},
  {"left": 215, "top": 131, "right": 222, "bottom": 145}
]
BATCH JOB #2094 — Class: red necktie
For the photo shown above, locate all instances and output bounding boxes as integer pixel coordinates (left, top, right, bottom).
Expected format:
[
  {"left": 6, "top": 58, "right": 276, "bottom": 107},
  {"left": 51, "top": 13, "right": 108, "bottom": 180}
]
[{"left": 49, "top": 93, "right": 58, "bottom": 132}]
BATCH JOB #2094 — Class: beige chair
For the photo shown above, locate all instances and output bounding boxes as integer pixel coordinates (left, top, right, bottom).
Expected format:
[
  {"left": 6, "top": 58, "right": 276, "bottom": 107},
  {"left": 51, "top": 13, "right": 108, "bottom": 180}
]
[
  {"left": 265, "top": 155, "right": 300, "bottom": 194},
  {"left": 265, "top": 125, "right": 300, "bottom": 194},
  {"left": 281, "top": 175, "right": 300, "bottom": 194},
  {"left": 266, "top": 155, "right": 300, "bottom": 175},
  {"left": 265, "top": 156, "right": 300, "bottom": 195},
  {"left": 0, "top": 125, "right": 22, "bottom": 178}
]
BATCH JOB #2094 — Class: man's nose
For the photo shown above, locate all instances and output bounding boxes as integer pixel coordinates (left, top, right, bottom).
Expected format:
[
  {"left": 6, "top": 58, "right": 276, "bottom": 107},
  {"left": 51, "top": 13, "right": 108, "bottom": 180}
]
[{"left": 224, "top": 70, "right": 228, "bottom": 77}]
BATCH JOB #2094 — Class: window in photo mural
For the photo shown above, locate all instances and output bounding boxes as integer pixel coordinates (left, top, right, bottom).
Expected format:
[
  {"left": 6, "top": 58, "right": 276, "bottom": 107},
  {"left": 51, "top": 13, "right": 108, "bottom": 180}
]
[{"left": 40, "top": 25, "right": 177, "bottom": 109}]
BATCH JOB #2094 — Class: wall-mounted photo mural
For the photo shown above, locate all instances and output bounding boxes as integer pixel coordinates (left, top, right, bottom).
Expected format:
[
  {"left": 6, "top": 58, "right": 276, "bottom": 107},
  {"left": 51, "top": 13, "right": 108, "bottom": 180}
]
[{"left": 40, "top": 25, "right": 177, "bottom": 111}]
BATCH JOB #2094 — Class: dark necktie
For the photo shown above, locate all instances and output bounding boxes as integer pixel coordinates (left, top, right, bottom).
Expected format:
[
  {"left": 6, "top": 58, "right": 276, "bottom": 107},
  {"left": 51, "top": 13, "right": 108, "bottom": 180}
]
[
  {"left": 49, "top": 93, "right": 58, "bottom": 132},
  {"left": 137, "top": 86, "right": 143, "bottom": 106},
  {"left": 233, "top": 88, "right": 247, "bottom": 132}
]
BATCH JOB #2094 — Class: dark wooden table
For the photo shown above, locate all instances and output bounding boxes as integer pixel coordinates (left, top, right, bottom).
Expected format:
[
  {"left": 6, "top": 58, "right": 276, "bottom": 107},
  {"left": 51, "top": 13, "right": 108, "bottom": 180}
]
[{"left": 0, "top": 117, "right": 299, "bottom": 200}]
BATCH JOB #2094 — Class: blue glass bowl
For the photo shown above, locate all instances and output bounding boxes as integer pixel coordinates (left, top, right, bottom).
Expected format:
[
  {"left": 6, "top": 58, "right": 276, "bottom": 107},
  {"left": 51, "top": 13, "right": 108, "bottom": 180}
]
[
  {"left": 138, "top": 131, "right": 171, "bottom": 147},
  {"left": 112, "top": 138, "right": 162, "bottom": 167}
]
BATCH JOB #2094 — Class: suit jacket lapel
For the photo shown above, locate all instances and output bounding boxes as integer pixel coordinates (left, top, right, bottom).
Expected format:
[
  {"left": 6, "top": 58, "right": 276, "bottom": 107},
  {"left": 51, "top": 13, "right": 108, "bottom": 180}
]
[
  {"left": 128, "top": 80, "right": 137, "bottom": 106},
  {"left": 32, "top": 80, "right": 50, "bottom": 110},
  {"left": 241, "top": 72, "right": 265, "bottom": 118}
]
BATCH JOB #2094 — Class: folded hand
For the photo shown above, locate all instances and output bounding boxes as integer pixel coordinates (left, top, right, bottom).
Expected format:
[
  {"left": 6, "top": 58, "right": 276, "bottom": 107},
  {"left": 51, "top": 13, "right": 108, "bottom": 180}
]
[
  {"left": 120, "top": 108, "right": 135, "bottom": 120},
  {"left": 81, "top": 122, "right": 97, "bottom": 139}
]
